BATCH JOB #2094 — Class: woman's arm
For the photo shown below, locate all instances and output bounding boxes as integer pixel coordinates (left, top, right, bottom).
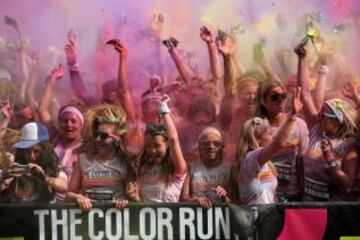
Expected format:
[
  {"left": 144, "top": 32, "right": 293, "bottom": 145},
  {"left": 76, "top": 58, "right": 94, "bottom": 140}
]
[
  {"left": 38, "top": 64, "right": 65, "bottom": 129},
  {"left": 200, "top": 26, "right": 222, "bottom": 83},
  {"left": 295, "top": 45, "right": 319, "bottom": 127},
  {"left": 167, "top": 42, "right": 196, "bottom": 84},
  {"left": 25, "top": 52, "right": 41, "bottom": 109},
  {"left": 114, "top": 41, "right": 135, "bottom": 123},
  {"left": 313, "top": 65, "right": 329, "bottom": 112},
  {"left": 159, "top": 98, "right": 187, "bottom": 174},
  {"left": 322, "top": 142, "right": 358, "bottom": 195}
]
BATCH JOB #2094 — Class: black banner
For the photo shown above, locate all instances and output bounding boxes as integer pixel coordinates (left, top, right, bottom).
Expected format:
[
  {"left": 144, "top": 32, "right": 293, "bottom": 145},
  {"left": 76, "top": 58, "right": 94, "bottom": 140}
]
[{"left": 0, "top": 203, "right": 360, "bottom": 239}]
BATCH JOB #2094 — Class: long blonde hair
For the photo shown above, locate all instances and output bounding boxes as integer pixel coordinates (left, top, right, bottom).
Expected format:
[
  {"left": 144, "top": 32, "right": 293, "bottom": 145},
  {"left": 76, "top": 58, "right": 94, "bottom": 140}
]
[
  {"left": 81, "top": 105, "right": 130, "bottom": 159},
  {"left": 232, "top": 117, "right": 276, "bottom": 181}
]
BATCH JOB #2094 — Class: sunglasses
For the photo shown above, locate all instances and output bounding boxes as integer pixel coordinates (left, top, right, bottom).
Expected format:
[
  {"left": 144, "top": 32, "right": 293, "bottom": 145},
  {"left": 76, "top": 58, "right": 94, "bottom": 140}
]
[
  {"left": 95, "top": 131, "right": 117, "bottom": 141},
  {"left": 270, "top": 93, "right": 287, "bottom": 102},
  {"left": 198, "top": 140, "right": 223, "bottom": 148}
]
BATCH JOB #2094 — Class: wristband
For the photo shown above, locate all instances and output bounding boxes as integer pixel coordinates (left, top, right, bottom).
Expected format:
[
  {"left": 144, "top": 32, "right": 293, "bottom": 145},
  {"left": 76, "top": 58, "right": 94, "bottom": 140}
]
[
  {"left": 68, "top": 62, "right": 79, "bottom": 72},
  {"left": 325, "top": 161, "right": 341, "bottom": 169},
  {"left": 318, "top": 65, "right": 330, "bottom": 75},
  {"left": 158, "top": 102, "right": 170, "bottom": 114}
]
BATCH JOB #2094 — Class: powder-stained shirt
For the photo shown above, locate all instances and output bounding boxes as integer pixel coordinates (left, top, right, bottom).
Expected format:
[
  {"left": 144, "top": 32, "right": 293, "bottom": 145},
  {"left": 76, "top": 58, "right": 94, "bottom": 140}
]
[
  {"left": 189, "top": 160, "right": 230, "bottom": 203},
  {"left": 139, "top": 164, "right": 186, "bottom": 203},
  {"left": 237, "top": 148, "right": 278, "bottom": 206},
  {"left": 79, "top": 154, "right": 127, "bottom": 200}
]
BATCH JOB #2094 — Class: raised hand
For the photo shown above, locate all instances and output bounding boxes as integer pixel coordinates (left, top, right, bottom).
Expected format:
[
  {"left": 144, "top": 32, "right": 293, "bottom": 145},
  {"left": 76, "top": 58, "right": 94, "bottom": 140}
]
[
  {"left": 0, "top": 99, "right": 13, "bottom": 120},
  {"left": 48, "top": 64, "right": 65, "bottom": 81},
  {"left": 112, "top": 40, "right": 127, "bottom": 57},
  {"left": 294, "top": 44, "right": 307, "bottom": 59},
  {"left": 291, "top": 87, "right": 303, "bottom": 115},
  {"left": 64, "top": 37, "right": 78, "bottom": 66},
  {"left": 200, "top": 26, "right": 215, "bottom": 44},
  {"left": 216, "top": 36, "right": 236, "bottom": 57},
  {"left": 150, "top": 13, "right": 164, "bottom": 40},
  {"left": 342, "top": 81, "right": 360, "bottom": 105}
]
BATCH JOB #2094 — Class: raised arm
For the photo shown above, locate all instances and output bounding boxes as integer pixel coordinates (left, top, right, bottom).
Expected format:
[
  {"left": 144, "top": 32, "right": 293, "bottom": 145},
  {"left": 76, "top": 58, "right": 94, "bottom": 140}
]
[
  {"left": 38, "top": 64, "right": 65, "bottom": 127},
  {"left": 217, "top": 36, "right": 236, "bottom": 97},
  {"left": 113, "top": 41, "right": 135, "bottom": 122},
  {"left": 167, "top": 41, "right": 196, "bottom": 84},
  {"left": 64, "top": 38, "right": 96, "bottom": 106},
  {"left": 200, "top": 26, "right": 222, "bottom": 83},
  {"left": 25, "top": 52, "right": 41, "bottom": 109},
  {"left": 159, "top": 96, "right": 187, "bottom": 174},
  {"left": 313, "top": 64, "right": 329, "bottom": 111},
  {"left": 295, "top": 45, "right": 319, "bottom": 127}
]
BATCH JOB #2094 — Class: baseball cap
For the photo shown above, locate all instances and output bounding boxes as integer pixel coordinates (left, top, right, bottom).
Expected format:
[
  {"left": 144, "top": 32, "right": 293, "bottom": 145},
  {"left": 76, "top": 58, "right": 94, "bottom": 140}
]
[{"left": 13, "top": 122, "right": 49, "bottom": 149}]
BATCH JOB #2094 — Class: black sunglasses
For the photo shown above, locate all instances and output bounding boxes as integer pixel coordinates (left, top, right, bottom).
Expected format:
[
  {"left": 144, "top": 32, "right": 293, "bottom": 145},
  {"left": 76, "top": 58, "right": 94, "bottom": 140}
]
[
  {"left": 270, "top": 93, "right": 287, "bottom": 102},
  {"left": 198, "top": 140, "right": 223, "bottom": 148},
  {"left": 95, "top": 131, "right": 111, "bottom": 141}
]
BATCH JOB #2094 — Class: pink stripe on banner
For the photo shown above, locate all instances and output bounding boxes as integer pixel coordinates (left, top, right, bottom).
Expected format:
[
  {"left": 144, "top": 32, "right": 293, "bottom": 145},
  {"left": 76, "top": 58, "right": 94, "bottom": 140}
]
[{"left": 277, "top": 209, "right": 327, "bottom": 240}]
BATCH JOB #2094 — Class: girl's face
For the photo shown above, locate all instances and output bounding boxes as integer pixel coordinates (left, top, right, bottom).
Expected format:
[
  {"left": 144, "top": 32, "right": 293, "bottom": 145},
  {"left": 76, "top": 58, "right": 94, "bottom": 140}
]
[
  {"left": 21, "top": 145, "right": 42, "bottom": 164},
  {"left": 238, "top": 82, "right": 258, "bottom": 112},
  {"left": 263, "top": 86, "right": 287, "bottom": 115},
  {"left": 59, "top": 112, "right": 83, "bottom": 142},
  {"left": 198, "top": 133, "right": 223, "bottom": 163},
  {"left": 94, "top": 123, "right": 119, "bottom": 155},
  {"left": 319, "top": 105, "right": 341, "bottom": 137},
  {"left": 144, "top": 135, "right": 167, "bottom": 164}
]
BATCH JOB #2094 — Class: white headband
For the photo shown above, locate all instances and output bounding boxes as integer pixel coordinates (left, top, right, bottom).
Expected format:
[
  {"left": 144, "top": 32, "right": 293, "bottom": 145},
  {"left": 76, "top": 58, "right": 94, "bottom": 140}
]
[
  {"left": 198, "top": 127, "right": 223, "bottom": 141},
  {"left": 59, "top": 106, "right": 84, "bottom": 126}
]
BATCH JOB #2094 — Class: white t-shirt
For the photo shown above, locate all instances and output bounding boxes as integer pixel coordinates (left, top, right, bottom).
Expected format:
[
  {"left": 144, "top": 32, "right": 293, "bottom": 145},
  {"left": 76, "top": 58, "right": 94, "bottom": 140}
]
[
  {"left": 189, "top": 161, "right": 230, "bottom": 203},
  {"left": 139, "top": 164, "right": 186, "bottom": 203},
  {"left": 237, "top": 148, "right": 278, "bottom": 205}
]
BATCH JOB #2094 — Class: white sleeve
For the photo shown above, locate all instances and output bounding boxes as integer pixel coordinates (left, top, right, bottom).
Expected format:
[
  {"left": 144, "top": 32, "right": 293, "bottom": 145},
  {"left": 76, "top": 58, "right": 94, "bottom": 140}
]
[{"left": 242, "top": 148, "right": 262, "bottom": 178}]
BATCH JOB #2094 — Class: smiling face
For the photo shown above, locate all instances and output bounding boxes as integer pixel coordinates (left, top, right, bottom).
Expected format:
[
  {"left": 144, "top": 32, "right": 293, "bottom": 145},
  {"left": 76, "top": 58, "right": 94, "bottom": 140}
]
[
  {"left": 144, "top": 134, "right": 168, "bottom": 164},
  {"left": 238, "top": 82, "right": 258, "bottom": 112},
  {"left": 59, "top": 112, "right": 83, "bottom": 142},
  {"left": 94, "top": 123, "right": 119, "bottom": 156},
  {"left": 198, "top": 133, "right": 224, "bottom": 164}
]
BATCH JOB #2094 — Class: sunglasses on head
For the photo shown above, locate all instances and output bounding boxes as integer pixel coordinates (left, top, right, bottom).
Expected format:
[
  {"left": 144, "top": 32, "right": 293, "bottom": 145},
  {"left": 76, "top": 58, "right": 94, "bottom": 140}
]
[
  {"left": 320, "top": 112, "right": 338, "bottom": 121},
  {"left": 270, "top": 93, "right": 287, "bottom": 102},
  {"left": 198, "top": 140, "right": 223, "bottom": 148}
]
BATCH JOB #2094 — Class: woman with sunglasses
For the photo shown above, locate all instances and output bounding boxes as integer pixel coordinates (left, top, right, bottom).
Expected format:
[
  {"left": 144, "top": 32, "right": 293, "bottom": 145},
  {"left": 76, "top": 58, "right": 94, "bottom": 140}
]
[
  {"left": 125, "top": 96, "right": 187, "bottom": 203},
  {"left": 295, "top": 45, "right": 357, "bottom": 201},
  {"left": 229, "top": 90, "right": 302, "bottom": 205},
  {"left": 181, "top": 127, "right": 230, "bottom": 208},
  {"left": 257, "top": 81, "right": 309, "bottom": 201},
  {"left": 67, "top": 105, "right": 135, "bottom": 210}
]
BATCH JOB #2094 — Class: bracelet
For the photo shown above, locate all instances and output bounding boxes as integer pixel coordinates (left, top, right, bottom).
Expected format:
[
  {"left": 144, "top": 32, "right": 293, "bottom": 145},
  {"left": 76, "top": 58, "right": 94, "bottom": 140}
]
[
  {"left": 325, "top": 161, "right": 341, "bottom": 169},
  {"left": 318, "top": 65, "right": 330, "bottom": 75},
  {"left": 68, "top": 62, "right": 79, "bottom": 72}
]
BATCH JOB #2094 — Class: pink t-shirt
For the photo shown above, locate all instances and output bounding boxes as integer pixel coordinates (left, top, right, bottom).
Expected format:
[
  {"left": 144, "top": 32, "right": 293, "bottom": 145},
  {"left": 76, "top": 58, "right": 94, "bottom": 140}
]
[{"left": 237, "top": 148, "right": 278, "bottom": 206}]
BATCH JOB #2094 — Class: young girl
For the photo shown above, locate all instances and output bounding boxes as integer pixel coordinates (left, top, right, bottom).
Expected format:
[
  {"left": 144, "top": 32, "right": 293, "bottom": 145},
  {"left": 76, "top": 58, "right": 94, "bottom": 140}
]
[
  {"left": 67, "top": 105, "right": 135, "bottom": 210},
  {"left": 126, "top": 96, "right": 187, "bottom": 202}
]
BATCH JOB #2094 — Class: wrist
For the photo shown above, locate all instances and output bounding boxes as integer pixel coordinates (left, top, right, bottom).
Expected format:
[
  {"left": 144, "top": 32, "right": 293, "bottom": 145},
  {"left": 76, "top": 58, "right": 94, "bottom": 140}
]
[
  {"left": 325, "top": 161, "right": 341, "bottom": 170},
  {"left": 318, "top": 65, "right": 330, "bottom": 75},
  {"left": 68, "top": 62, "right": 79, "bottom": 71},
  {"left": 158, "top": 102, "right": 171, "bottom": 114}
]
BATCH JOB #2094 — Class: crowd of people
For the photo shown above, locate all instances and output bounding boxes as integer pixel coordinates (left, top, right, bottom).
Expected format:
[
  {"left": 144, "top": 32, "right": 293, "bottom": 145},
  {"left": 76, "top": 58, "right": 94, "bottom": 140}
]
[{"left": 0, "top": 22, "right": 360, "bottom": 211}]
